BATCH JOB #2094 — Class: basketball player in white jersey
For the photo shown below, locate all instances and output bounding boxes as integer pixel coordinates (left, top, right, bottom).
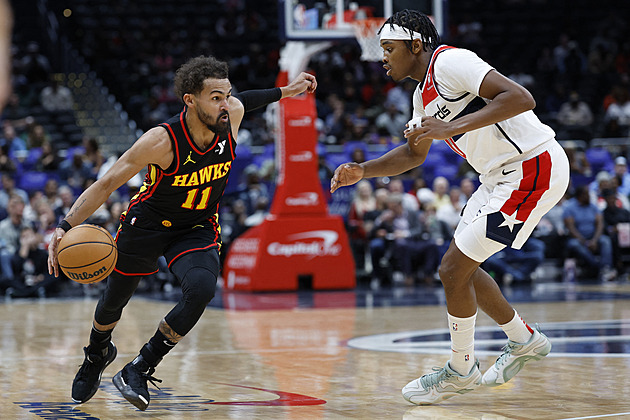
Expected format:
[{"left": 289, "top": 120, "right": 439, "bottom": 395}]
[{"left": 331, "top": 9, "right": 570, "bottom": 404}]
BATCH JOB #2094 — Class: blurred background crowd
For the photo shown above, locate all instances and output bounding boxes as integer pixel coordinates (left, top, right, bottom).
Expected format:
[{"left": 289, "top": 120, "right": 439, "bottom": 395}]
[{"left": 1, "top": 0, "right": 629, "bottom": 298}]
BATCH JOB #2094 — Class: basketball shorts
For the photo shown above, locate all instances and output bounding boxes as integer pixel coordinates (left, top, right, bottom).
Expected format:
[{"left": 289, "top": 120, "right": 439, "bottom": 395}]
[
  {"left": 113, "top": 218, "right": 221, "bottom": 276},
  {"left": 454, "top": 140, "right": 570, "bottom": 263}
]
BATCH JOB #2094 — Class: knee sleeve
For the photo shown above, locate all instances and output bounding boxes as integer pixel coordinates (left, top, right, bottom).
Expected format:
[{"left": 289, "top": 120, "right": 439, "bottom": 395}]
[{"left": 165, "top": 250, "right": 219, "bottom": 335}]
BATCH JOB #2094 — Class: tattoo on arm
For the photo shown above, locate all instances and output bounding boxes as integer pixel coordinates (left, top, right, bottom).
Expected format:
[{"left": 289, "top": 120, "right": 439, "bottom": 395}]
[
  {"left": 67, "top": 198, "right": 86, "bottom": 220},
  {"left": 159, "top": 319, "right": 184, "bottom": 343}
]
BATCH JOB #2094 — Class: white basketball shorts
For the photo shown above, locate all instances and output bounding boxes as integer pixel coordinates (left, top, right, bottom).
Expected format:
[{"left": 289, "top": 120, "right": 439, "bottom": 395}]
[{"left": 454, "top": 140, "right": 570, "bottom": 263}]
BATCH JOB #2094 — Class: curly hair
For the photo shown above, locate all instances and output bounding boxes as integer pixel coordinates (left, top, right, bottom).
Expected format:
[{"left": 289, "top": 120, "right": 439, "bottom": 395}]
[
  {"left": 173, "top": 55, "right": 229, "bottom": 101},
  {"left": 379, "top": 9, "right": 440, "bottom": 52}
]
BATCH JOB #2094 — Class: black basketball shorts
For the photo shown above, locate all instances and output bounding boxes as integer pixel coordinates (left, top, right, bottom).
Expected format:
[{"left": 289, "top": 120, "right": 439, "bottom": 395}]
[{"left": 113, "top": 219, "right": 221, "bottom": 276}]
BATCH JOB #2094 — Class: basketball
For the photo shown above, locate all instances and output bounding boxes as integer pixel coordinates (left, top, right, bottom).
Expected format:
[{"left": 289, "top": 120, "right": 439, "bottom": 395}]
[{"left": 57, "top": 224, "right": 118, "bottom": 284}]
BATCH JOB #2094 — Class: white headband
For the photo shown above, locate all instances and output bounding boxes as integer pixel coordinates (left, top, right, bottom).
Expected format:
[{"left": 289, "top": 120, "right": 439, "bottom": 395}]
[{"left": 379, "top": 23, "right": 432, "bottom": 44}]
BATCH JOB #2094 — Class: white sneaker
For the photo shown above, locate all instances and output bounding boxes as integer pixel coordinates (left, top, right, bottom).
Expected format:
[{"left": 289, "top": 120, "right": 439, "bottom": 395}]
[
  {"left": 482, "top": 326, "right": 551, "bottom": 387},
  {"left": 402, "top": 360, "right": 482, "bottom": 405}
]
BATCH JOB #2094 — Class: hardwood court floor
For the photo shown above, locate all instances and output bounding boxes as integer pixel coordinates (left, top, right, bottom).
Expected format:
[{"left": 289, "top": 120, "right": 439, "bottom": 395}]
[{"left": 1, "top": 281, "right": 630, "bottom": 419}]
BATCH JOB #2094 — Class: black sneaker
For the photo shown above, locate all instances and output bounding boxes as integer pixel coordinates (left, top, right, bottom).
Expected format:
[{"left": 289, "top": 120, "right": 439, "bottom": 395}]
[
  {"left": 112, "top": 356, "right": 162, "bottom": 411},
  {"left": 71, "top": 341, "right": 117, "bottom": 403}
]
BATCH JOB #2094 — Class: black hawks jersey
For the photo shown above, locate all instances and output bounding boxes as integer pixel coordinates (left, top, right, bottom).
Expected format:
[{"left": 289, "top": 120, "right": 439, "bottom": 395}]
[{"left": 123, "top": 107, "right": 236, "bottom": 231}]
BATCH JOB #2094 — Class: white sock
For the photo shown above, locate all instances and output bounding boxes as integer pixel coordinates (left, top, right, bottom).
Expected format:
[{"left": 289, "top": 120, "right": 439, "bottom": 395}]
[
  {"left": 448, "top": 311, "right": 476, "bottom": 376},
  {"left": 500, "top": 310, "right": 534, "bottom": 344}
]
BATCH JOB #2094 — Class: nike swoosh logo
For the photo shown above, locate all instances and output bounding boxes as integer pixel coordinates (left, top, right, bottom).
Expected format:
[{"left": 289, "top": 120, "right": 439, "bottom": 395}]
[{"left": 502, "top": 169, "right": 516, "bottom": 176}]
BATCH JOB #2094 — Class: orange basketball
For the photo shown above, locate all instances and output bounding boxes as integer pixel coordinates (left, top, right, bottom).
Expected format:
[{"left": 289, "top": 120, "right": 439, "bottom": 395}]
[{"left": 58, "top": 224, "right": 118, "bottom": 284}]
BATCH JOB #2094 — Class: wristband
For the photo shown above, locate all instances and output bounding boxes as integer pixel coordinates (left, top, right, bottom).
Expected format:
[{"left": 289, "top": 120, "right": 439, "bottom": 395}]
[{"left": 57, "top": 220, "right": 72, "bottom": 232}]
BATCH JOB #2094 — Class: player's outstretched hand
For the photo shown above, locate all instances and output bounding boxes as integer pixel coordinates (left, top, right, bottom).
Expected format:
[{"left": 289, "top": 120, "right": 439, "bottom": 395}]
[
  {"left": 47, "top": 228, "right": 65, "bottom": 277},
  {"left": 283, "top": 72, "right": 317, "bottom": 97},
  {"left": 330, "top": 162, "right": 365, "bottom": 193}
]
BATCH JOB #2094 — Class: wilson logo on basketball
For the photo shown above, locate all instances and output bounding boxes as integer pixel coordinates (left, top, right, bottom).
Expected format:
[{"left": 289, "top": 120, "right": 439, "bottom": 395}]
[{"left": 67, "top": 266, "right": 108, "bottom": 281}]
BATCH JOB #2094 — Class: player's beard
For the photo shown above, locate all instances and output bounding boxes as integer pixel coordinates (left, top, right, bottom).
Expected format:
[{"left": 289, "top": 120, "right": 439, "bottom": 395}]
[{"left": 197, "top": 108, "right": 229, "bottom": 135}]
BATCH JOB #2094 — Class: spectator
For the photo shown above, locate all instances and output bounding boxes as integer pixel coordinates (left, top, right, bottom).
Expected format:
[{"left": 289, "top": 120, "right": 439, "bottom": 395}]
[
  {"left": 459, "top": 177, "right": 476, "bottom": 205},
  {"left": 83, "top": 137, "right": 105, "bottom": 177},
  {"left": 19, "top": 42, "right": 51, "bottom": 86},
  {"left": 43, "top": 178, "right": 61, "bottom": 209},
  {"left": 349, "top": 146, "right": 366, "bottom": 164},
  {"left": 555, "top": 91, "right": 593, "bottom": 140},
  {"left": 53, "top": 185, "right": 75, "bottom": 221},
  {"left": 375, "top": 100, "right": 408, "bottom": 138},
  {"left": 602, "top": 188, "right": 630, "bottom": 273},
  {"left": 590, "top": 170, "right": 630, "bottom": 211},
  {"left": 347, "top": 179, "right": 377, "bottom": 272},
  {"left": 605, "top": 86, "right": 630, "bottom": 133},
  {"left": 420, "top": 202, "right": 453, "bottom": 261},
  {"left": 431, "top": 176, "right": 452, "bottom": 211},
  {"left": 237, "top": 164, "right": 269, "bottom": 214},
  {"left": 0, "top": 121, "right": 27, "bottom": 155},
  {"left": 317, "top": 152, "right": 334, "bottom": 183},
  {"left": 40, "top": 77, "right": 74, "bottom": 112},
  {"left": 0, "top": 144, "right": 16, "bottom": 172},
  {"left": 563, "top": 185, "right": 616, "bottom": 281},
  {"left": 482, "top": 237, "right": 546, "bottom": 285},
  {"left": 36, "top": 140, "right": 62, "bottom": 171},
  {"left": 369, "top": 192, "right": 439, "bottom": 286},
  {"left": 533, "top": 196, "right": 568, "bottom": 262},
  {"left": 563, "top": 141, "right": 591, "bottom": 177},
  {"left": 437, "top": 186, "right": 463, "bottom": 231},
  {"left": 11, "top": 225, "right": 59, "bottom": 297},
  {"left": 612, "top": 156, "right": 630, "bottom": 198},
  {"left": 0, "top": 172, "right": 28, "bottom": 210},
  {"left": 23, "top": 123, "right": 49, "bottom": 148},
  {"left": 387, "top": 178, "right": 419, "bottom": 212},
  {"left": 0, "top": 194, "right": 29, "bottom": 284},
  {"left": 58, "top": 152, "right": 93, "bottom": 191},
  {"left": 244, "top": 196, "right": 269, "bottom": 227}
]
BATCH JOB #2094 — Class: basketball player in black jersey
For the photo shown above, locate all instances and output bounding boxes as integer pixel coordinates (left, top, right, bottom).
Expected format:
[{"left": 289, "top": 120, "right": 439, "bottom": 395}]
[{"left": 47, "top": 55, "right": 317, "bottom": 411}]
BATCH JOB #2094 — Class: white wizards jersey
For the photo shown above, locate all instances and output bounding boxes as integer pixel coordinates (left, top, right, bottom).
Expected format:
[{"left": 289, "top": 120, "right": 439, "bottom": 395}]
[{"left": 413, "top": 45, "right": 556, "bottom": 174}]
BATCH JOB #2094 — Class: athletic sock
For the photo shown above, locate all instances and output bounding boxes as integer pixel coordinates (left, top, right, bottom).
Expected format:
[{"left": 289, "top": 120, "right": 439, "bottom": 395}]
[
  {"left": 500, "top": 309, "right": 534, "bottom": 344},
  {"left": 139, "top": 330, "right": 178, "bottom": 367},
  {"left": 89, "top": 325, "right": 112, "bottom": 356},
  {"left": 448, "top": 311, "right": 477, "bottom": 376}
]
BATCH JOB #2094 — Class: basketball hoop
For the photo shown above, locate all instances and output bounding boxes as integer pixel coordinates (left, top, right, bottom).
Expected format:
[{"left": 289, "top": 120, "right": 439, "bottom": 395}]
[{"left": 351, "top": 18, "right": 387, "bottom": 62}]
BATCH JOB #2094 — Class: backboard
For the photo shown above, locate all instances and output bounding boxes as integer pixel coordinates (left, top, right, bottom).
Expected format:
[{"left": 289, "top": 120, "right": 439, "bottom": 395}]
[{"left": 280, "top": 0, "right": 444, "bottom": 41}]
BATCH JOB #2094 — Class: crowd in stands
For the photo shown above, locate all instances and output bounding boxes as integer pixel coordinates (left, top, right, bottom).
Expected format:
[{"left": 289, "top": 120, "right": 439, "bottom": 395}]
[{"left": 1, "top": 1, "right": 630, "bottom": 298}]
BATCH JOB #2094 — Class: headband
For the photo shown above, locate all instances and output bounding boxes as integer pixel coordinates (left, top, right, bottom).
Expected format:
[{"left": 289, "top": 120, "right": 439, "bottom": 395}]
[{"left": 379, "top": 23, "right": 432, "bottom": 44}]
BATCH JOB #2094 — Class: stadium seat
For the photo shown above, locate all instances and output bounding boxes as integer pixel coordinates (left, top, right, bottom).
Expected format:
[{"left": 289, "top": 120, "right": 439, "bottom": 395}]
[
  {"left": 18, "top": 171, "right": 52, "bottom": 193},
  {"left": 585, "top": 148, "right": 614, "bottom": 174}
]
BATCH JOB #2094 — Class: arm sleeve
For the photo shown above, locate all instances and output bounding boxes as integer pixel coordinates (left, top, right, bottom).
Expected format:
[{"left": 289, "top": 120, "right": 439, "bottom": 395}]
[{"left": 234, "top": 88, "right": 282, "bottom": 112}]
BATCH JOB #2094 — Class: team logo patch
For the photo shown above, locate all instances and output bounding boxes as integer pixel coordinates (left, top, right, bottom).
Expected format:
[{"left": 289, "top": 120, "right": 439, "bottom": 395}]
[
  {"left": 162, "top": 220, "right": 172, "bottom": 227},
  {"left": 184, "top": 151, "right": 196, "bottom": 165},
  {"left": 486, "top": 211, "right": 524, "bottom": 246}
]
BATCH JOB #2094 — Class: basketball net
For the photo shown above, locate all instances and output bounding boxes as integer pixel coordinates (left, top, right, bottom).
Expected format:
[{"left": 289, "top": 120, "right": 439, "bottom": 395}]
[{"left": 351, "top": 18, "right": 386, "bottom": 62}]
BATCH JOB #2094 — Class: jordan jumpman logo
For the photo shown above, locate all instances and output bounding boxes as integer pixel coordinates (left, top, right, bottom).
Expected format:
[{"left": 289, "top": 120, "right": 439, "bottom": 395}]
[{"left": 183, "top": 151, "right": 196, "bottom": 165}]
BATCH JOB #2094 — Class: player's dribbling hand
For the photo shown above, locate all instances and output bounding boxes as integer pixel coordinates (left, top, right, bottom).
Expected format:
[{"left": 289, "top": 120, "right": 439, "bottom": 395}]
[
  {"left": 283, "top": 72, "right": 317, "bottom": 97},
  {"left": 47, "top": 228, "right": 65, "bottom": 277},
  {"left": 330, "top": 162, "right": 364, "bottom": 193}
]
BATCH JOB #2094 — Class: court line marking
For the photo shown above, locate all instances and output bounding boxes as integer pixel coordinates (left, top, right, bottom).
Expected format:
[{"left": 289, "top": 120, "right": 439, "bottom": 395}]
[
  {"left": 347, "top": 319, "right": 630, "bottom": 357},
  {"left": 556, "top": 412, "right": 630, "bottom": 420}
]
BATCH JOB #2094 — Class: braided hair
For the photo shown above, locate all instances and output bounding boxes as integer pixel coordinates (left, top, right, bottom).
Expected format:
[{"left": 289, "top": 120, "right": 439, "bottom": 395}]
[{"left": 378, "top": 9, "right": 440, "bottom": 52}]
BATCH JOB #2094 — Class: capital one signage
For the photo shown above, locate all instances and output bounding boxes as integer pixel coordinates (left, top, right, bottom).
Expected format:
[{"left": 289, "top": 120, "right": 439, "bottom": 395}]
[{"left": 267, "top": 230, "right": 342, "bottom": 259}]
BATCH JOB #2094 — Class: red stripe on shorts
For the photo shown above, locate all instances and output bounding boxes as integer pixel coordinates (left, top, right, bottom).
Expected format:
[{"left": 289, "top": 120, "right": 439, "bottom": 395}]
[{"left": 500, "top": 151, "right": 552, "bottom": 221}]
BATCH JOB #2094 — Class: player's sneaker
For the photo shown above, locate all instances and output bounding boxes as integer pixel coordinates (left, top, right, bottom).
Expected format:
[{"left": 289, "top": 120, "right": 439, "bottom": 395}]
[
  {"left": 402, "top": 360, "right": 482, "bottom": 405},
  {"left": 72, "top": 341, "right": 117, "bottom": 403},
  {"left": 112, "top": 355, "right": 162, "bottom": 411},
  {"left": 482, "top": 326, "right": 551, "bottom": 387}
]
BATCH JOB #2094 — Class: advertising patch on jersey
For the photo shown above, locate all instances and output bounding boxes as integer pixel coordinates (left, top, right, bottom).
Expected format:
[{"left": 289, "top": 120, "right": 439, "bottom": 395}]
[
  {"left": 485, "top": 211, "right": 524, "bottom": 246},
  {"left": 162, "top": 220, "right": 172, "bottom": 227}
]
